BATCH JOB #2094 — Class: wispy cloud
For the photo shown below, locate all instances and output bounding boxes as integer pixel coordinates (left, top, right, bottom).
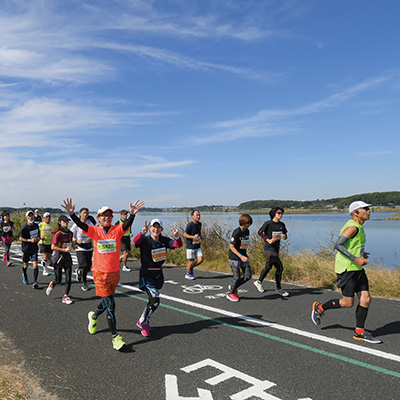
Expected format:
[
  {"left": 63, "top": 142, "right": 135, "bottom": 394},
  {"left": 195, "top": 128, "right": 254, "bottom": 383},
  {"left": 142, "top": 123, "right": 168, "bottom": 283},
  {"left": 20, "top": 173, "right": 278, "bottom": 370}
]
[{"left": 191, "top": 72, "right": 400, "bottom": 144}]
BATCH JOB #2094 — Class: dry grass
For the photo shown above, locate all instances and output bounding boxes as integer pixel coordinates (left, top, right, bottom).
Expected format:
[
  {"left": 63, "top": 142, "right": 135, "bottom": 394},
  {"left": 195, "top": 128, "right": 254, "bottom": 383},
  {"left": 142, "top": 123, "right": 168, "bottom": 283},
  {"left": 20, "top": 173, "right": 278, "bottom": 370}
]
[{"left": 0, "top": 333, "right": 60, "bottom": 400}]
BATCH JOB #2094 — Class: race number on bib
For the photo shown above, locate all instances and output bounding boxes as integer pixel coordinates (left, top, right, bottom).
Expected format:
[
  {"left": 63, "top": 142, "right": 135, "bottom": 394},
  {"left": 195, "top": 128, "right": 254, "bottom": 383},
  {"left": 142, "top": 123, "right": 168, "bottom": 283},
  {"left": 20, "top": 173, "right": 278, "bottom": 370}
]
[
  {"left": 97, "top": 239, "right": 117, "bottom": 254},
  {"left": 152, "top": 247, "right": 166, "bottom": 262},
  {"left": 240, "top": 239, "right": 249, "bottom": 249},
  {"left": 193, "top": 237, "right": 201, "bottom": 244}
]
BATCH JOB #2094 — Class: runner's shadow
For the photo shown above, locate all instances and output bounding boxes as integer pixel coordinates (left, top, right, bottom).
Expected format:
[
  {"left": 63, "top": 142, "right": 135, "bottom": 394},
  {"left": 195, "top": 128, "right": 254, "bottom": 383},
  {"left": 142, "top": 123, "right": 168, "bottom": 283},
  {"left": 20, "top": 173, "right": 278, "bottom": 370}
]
[
  {"left": 321, "top": 324, "right": 354, "bottom": 332},
  {"left": 371, "top": 321, "right": 400, "bottom": 337}
]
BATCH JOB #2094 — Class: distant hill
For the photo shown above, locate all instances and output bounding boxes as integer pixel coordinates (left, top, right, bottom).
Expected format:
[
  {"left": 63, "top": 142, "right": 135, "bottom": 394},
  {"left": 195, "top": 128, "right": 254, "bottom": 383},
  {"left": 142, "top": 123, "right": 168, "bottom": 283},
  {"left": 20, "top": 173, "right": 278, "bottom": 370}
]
[{"left": 237, "top": 191, "right": 400, "bottom": 210}]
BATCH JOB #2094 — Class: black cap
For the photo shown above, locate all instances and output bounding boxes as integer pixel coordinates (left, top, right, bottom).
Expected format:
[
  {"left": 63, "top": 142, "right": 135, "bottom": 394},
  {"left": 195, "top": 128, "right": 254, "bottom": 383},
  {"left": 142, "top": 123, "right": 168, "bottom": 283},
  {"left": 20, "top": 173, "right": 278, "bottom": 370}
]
[
  {"left": 120, "top": 209, "right": 128, "bottom": 215},
  {"left": 58, "top": 215, "right": 70, "bottom": 222}
]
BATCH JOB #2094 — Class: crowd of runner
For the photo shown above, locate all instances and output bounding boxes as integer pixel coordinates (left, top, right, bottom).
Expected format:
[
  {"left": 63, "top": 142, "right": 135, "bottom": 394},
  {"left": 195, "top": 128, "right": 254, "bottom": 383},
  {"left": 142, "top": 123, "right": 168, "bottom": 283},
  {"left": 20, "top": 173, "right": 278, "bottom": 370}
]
[{"left": 0, "top": 198, "right": 382, "bottom": 350}]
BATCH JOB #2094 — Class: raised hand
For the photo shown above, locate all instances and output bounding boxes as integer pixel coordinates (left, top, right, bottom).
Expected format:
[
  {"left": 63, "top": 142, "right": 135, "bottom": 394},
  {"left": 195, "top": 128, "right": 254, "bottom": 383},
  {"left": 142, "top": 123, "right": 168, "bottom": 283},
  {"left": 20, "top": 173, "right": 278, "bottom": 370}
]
[
  {"left": 129, "top": 199, "right": 145, "bottom": 215},
  {"left": 142, "top": 220, "right": 150, "bottom": 235},
  {"left": 172, "top": 224, "right": 179, "bottom": 238},
  {"left": 61, "top": 198, "right": 75, "bottom": 215}
]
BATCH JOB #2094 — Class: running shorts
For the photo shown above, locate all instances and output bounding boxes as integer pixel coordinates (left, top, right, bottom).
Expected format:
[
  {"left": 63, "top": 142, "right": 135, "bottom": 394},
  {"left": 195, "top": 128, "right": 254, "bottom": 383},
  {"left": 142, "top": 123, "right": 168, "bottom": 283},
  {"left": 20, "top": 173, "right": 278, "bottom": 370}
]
[
  {"left": 93, "top": 270, "right": 120, "bottom": 297},
  {"left": 186, "top": 248, "right": 203, "bottom": 260},
  {"left": 338, "top": 269, "right": 369, "bottom": 297}
]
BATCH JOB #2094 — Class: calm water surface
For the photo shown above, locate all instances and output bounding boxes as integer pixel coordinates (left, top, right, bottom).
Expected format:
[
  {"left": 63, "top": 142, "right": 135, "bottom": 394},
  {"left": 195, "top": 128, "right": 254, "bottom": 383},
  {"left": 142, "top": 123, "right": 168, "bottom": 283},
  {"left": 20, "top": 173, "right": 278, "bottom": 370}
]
[{"left": 108, "top": 211, "right": 399, "bottom": 269}]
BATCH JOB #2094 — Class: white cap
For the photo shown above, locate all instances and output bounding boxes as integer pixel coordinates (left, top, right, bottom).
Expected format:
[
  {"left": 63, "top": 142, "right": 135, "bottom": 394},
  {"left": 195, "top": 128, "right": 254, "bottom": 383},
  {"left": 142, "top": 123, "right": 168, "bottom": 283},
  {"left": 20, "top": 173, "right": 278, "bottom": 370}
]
[
  {"left": 150, "top": 218, "right": 163, "bottom": 228},
  {"left": 26, "top": 210, "right": 34, "bottom": 217},
  {"left": 35, "top": 209, "right": 39, "bottom": 213},
  {"left": 349, "top": 201, "right": 372, "bottom": 214},
  {"left": 43, "top": 212, "right": 51, "bottom": 217},
  {"left": 97, "top": 206, "right": 114, "bottom": 216}
]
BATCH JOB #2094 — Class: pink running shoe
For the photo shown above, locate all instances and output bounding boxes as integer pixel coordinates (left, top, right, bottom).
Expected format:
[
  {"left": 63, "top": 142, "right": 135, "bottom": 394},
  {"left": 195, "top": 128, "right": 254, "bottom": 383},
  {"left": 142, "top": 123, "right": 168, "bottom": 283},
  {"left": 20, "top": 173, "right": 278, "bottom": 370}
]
[{"left": 141, "top": 323, "right": 151, "bottom": 337}]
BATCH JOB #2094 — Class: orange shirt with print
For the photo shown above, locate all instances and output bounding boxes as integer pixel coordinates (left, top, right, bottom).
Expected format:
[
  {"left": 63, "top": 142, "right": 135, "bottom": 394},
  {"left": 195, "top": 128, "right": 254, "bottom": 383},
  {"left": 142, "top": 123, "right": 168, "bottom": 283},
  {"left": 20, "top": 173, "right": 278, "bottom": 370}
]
[{"left": 85, "top": 224, "right": 127, "bottom": 273}]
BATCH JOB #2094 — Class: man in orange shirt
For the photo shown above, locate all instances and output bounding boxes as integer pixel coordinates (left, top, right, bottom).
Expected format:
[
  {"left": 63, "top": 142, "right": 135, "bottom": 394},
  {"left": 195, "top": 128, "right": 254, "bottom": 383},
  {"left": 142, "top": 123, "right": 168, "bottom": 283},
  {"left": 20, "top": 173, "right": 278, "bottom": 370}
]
[{"left": 62, "top": 197, "right": 144, "bottom": 351}]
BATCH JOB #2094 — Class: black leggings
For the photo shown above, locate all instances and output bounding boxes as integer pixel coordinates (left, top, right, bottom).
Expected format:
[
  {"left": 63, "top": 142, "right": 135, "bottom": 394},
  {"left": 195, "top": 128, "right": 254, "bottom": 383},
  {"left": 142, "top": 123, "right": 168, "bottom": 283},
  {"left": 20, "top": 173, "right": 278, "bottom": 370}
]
[
  {"left": 3, "top": 242, "right": 12, "bottom": 262},
  {"left": 52, "top": 253, "right": 72, "bottom": 295},
  {"left": 94, "top": 295, "right": 117, "bottom": 335},
  {"left": 229, "top": 260, "right": 252, "bottom": 293},
  {"left": 76, "top": 250, "right": 92, "bottom": 284},
  {"left": 140, "top": 287, "right": 160, "bottom": 325},
  {"left": 259, "top": 250, "right": 283, "bottom": 289}
]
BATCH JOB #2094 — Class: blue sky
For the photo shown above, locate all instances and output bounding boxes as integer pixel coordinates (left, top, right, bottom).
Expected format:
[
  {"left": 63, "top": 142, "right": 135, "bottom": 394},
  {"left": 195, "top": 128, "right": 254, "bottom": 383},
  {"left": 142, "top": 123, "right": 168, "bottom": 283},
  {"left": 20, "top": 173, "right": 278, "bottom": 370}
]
[{"left": 1, "top": 0, "right": 399, "bottom": 210}]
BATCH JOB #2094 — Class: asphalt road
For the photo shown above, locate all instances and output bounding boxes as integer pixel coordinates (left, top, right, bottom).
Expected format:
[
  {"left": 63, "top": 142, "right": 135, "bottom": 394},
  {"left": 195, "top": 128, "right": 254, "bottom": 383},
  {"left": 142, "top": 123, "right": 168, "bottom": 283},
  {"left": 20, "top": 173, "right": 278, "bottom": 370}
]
[{"left": 1, "top": 246, "right": 400, "bottom": 400}]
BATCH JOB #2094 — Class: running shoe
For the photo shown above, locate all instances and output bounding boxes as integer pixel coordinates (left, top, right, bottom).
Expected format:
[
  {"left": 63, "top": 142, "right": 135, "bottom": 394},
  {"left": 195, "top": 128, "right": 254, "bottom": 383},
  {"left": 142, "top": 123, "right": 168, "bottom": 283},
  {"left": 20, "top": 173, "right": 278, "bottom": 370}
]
[
  {"left": 2, "top": 254, "right": 6, "bottom": 262},
  {"left": 7, "top": 261, "right": 12, "bottom": 267},
  {"left": 46, "top": 281, "right": 54, "bottom": 296},
  {"left": 81, "top": 284, "right": 90, "bottom": 292},
  {"left": 141, "top": 323, "right": 151, "bottom": 337},
  {"left": 254, "top": 280, "right": 265, "bottom": 293},
  {"left": 276, "top": 288, "right": 289, "bottom": 297},
  {"left": 226, "top": 292, "right": 239, "bottom": 302},
  {"left": 185, "top": 273, "right": 195, "bottom": 280},
  {"left": 311, "top": 301, "right": 324, "bottom": 326},
  {"left": 75, "top": 268, "right": 82, "bottom": 282},
  {"left": 32, "top": 281, "right": 39, "bottom": 289},
  {"left": 136, "top": 319, "right": 142, "bottom": 329},
  {"left": 112, "top": 335, "right": 126, "bottom": 350},
  {"left": 88, "top": 311, "right": 98, "bottom": 334},
  {"left": 122, "top": 266, "right": 131, "bottom": 272},
  {"left": 62, "top": 295, "right": 73, "bottom": 305},
  {"left": 353, "top": 330, "right": 382, "bottom": 344},
  {"left": 43, "top": 266, "right": 49, "bottom": 277},
  {"left": 22, "top": 274, "right": 28, "bottom": 285}
]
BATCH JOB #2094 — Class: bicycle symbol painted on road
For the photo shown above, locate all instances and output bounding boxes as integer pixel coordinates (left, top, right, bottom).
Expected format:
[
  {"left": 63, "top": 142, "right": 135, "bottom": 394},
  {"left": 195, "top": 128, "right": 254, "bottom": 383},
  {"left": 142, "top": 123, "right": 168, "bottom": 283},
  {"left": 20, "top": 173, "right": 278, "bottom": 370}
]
[{"left": 181, "top": 284, "right": 223, "bottom": 294}]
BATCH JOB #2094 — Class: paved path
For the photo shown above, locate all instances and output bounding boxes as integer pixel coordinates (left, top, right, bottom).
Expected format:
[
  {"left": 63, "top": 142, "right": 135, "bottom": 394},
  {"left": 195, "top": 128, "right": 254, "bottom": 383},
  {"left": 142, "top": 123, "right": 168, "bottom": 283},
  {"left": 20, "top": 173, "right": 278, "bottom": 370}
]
[{"left": 1, "top": 246, "right": 400, "bottom": 400}]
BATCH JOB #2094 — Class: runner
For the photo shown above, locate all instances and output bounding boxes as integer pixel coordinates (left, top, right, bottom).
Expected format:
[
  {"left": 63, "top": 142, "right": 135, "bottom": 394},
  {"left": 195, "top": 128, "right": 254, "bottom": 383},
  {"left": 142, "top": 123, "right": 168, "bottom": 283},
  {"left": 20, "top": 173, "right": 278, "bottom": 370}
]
[
  {"left": 134, "top": 219, "right": 182, "bottom": 337},
  {"left": 19, "top": 210, "right": 40, "bottom": 288},
  {"left": 226, "top": 214, "right": 253, "bottom": 302},
  {"left": 254, "top": 206, "right": 289, "bottom": 297},
  {"left": 33, "top": 209, "right": 42, "bottom": 225},
  {"left": 38, "top": 212, "right": 53, "bottom": 276},
  {"left": 46, "top": 216, "right": 74, "bottom": 305},
  {"left": 61, "top": 197, "right": 144, "bottom": 351},
  {"left": 183, "top": 210, "right": 203, "bottom": 280},
  {"left": 116, "top": 209, "right": 133, "bottom": 272},
  {"left": 1, "top": 212, "right": 15, "bottom": 266},
  {"left": 71, "top": 207, "right": 93, "bottom": 291},
  {"left": 311, "top": 201, "right": 382, "bottom": 344}
]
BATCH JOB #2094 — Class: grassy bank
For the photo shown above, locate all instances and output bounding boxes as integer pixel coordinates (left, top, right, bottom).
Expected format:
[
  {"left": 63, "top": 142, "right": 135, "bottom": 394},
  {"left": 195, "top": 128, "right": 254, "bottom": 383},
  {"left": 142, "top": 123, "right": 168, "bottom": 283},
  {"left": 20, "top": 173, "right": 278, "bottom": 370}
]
[{"left": 131, "top": 220, "right": 400, "bottom": 300}]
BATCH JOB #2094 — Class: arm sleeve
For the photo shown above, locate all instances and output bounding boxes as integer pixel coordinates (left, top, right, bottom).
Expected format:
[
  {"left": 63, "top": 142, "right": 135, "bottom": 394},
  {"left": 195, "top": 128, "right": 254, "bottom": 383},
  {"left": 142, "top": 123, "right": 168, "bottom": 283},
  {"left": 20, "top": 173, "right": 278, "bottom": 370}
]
[
  {"left": 133, "top": 232, "right": 144, "bottom": 246},
  {"left": 70, "top": 213, "right": 89, "bottom": 232},
  {"left": 122, "top": 214, "right": 135, "bottom": 231},
  {"left": 334, "top": 235, "right": 356, "bottom": 261}
]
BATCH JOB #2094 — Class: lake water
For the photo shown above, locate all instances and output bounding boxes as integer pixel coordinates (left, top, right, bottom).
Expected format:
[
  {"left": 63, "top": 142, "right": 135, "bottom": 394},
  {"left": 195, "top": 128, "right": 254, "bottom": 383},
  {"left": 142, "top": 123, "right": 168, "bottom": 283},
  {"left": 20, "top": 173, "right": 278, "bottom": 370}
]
[{"left": 93, "top": 211, "right": 399, "bottom": 269}]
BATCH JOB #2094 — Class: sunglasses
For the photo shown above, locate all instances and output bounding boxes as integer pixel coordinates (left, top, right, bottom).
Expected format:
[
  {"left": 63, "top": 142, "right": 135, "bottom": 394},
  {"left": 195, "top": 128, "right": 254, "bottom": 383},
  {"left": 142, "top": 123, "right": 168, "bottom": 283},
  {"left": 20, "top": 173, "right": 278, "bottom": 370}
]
[
  {"left": 276, "top": 211, "right": 283, "bottom": 215},
  {"left": 362, "top": 207, "right": 370, "bottom": 211}
]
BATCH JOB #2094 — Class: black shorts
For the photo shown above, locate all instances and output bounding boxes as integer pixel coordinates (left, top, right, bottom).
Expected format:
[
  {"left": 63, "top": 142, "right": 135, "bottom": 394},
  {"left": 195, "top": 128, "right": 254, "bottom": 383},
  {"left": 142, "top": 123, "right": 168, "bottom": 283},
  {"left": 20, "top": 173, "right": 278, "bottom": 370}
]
[
  {"left": 337, "top": 269, "right": 369, "bottom": 297},
  {"left": 22, "top": 249, "right": 38, "bottom": 262},
  {"left": 76, "top": 250, "right": 93, "bottom": 269},
  {"left": 120, "top": 236, "right": 131, "bottom": 252},
  {"left": 39, "top": 244, "right": 52, "bottom": 254}
]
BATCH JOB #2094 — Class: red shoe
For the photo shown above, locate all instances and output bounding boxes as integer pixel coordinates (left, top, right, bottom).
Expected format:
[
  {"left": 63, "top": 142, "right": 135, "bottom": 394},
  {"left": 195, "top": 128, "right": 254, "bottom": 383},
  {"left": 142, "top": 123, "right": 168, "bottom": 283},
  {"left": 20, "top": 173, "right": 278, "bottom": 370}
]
[
  {"left": 226, "top": 292, "right": 239, "bottom": 302},
  {"left": 2, "top": 254, "right": 6, "bottom": 262},
  {"left": 7, "top": 261, "right": 12, "bottom": 267}
]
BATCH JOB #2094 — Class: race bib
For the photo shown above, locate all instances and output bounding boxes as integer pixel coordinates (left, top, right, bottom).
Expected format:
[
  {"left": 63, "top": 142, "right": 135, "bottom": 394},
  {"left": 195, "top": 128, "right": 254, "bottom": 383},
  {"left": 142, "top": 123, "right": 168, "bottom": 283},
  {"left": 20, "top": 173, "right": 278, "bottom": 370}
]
[
  {"left": 271, "top": 231, "right": 283, "bottom": 241},
  {"left": 2, "top": 226, "right": 11, "bottom": 233},
  {"left": 62, "top": 242, "right": 72, "bottom": 248},
  {"left": 30, "top": 229, "right": 39, "bottom": 239},
  {"left": 193, "top": 236, "right": 201, "bottom": 244},
  {"left": 152, "top": 247, "right": 166, "bottom": 262},
  {"left": 97, "top": 239, "right": 117, "bottom": 253},
  {"left": 240, "top": 239, "right": 249, "bottom": 249}
]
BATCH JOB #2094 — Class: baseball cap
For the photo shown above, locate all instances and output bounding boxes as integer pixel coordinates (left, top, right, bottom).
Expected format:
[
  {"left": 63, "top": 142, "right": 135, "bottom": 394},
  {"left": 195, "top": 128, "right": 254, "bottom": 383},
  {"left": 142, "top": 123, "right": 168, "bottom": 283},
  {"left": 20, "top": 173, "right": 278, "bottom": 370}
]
[
  {"left": 79, "top": 207, "right": 89, "bottom": 213},
  {"left": 26, "top": 210, "right": 34, "bottom": 217},
  {"left": 58, "top": 215, "right": 70, "bottom": 222},
  {"left": 349, "top": 201, "right": 372, "bottom": 214},
  {"left": 97, "top": 206, "right": 114, "bottom": 216},
  {"left": 150, "top": 218, "right": 163, "bottom": 228},
  {"left": 120, "top": 209, "right": 128, "bottom": 215},
  {"left": 43, "top": 212, "right": 51, "bottom": 218}
]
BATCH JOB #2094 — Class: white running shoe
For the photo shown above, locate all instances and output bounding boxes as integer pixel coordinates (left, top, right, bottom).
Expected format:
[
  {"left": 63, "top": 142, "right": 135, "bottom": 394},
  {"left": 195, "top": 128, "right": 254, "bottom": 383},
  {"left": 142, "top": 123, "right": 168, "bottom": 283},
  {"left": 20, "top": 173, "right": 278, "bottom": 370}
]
[
  {"left": 122, "top": 266, "right": 131, "bottom": 272},
  {"left": 43, "top": 266, "right": 49, "bottom": 276},
  {"left": 276, "top": 288, "right": 289, "bottom": 297},
  {"left": 62, "top": 295, "right": 73, "bottom": 305},
  {"left": 254, "top": 280, "right": 265, "bottom": 293}
]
